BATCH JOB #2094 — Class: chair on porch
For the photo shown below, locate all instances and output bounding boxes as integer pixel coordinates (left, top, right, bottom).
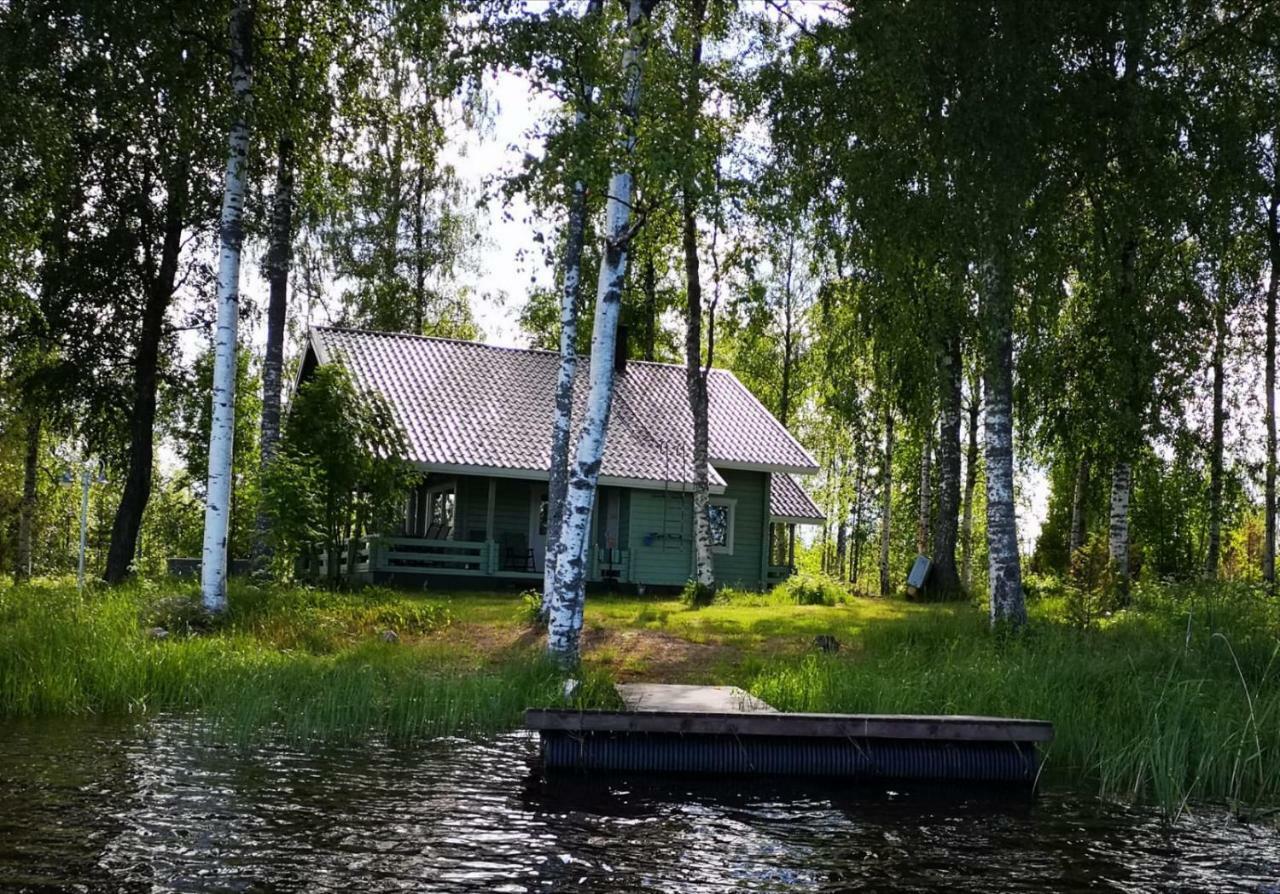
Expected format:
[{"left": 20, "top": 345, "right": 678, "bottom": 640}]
[{"left": 499, "top": 532, "right": 535, "bottom": 573}]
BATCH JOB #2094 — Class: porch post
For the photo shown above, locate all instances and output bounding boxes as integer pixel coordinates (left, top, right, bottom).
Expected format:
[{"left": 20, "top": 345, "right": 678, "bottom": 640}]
[
  {"left": 788, "top": 524, "right": 796, "bottom": 569},
  {"left": 486, "top": 477, "right": 496, "bottom": 540}
]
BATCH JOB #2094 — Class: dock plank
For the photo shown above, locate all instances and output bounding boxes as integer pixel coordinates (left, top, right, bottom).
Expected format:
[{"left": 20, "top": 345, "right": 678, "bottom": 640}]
[
  {"left": 615, "top": 683, "right": 777, "bottom": 714},
  {"left": 526, "top": 708, "right": 1054, "bottom": 743}
]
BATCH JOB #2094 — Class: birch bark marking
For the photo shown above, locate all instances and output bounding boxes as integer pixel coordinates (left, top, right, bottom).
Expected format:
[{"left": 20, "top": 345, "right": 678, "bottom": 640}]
[
  {"left": 200, "top": 0, "right": 253, "bottom": 614},
  {"left": 543, "top": 0, "right": 603, "bottom": 607},
  {"left": 1108, "top": 461, "right": 1132, "bottom": 587},
  {"left": 255, "top": 134, "right": 295, "bottom": 561},
  {"left": 548, "top": 0, "right": 656, "bottom": 664},
  {"left": 980, "top": 251, "right": 1025, "bottom": 628},
  {"left": 878, "top": 410, "right": 895, "bottom": 598}
]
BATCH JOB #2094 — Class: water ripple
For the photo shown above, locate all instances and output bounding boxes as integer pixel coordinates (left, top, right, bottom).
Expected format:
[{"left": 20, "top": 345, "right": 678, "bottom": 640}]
[{"left": 0, "top": 718, "right": 1277, "bottom": 892}]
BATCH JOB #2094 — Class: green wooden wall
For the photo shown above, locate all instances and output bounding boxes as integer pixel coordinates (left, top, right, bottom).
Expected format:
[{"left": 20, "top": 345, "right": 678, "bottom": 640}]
[
  {"left": 410, "top": 470, "right": 770, "bottom": 589},
  {"left": 625, "top": 469, "right": 770, "bottom": 590}
]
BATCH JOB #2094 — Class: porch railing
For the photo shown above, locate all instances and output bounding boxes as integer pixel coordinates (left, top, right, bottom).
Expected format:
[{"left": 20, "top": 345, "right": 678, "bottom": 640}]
[
  {"left": 766, "top": 564, "right": 794, "bottom": 586},
  {"left": 314, "top": 538, "right": 633, "bottom": 582}
]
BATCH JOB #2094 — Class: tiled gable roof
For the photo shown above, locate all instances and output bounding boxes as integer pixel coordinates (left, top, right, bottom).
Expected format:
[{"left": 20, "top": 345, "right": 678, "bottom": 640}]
[
  {"left": 309, "top": 327, "right": 819, "bottom": 514},
  {"left": 770, "top": 472, "right": 826, "bottom": 523}
]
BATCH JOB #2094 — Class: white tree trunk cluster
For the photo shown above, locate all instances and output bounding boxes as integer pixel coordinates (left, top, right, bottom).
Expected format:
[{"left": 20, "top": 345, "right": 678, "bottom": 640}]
[
  {"left": 547, "top": 0, "right": 654, "bottom": 664},
  {"left": 542, "top": 0, "right": 603, "bottom": 607}
]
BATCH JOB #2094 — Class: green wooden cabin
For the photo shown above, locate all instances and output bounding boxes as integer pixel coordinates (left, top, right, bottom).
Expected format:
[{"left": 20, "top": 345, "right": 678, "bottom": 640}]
[{"left": 298, "top": 328, "right": 823, "bottom": 590}]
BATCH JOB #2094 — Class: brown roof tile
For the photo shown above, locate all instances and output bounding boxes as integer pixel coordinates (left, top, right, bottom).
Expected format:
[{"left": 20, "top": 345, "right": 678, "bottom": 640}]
[{"left": 310, "top": 327, "right": 819, "bottom": 496}]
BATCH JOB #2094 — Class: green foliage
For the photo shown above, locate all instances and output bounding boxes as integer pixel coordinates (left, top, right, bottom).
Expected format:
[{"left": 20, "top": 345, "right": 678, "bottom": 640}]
[
  {"left": 165, "top": 347, "right": 263, "bottom": 561},
  {"left": 263, "top": 364, "right": 416, "bottom": 578},
  {"left": 0, "top": 578, "right": 616, "bottom": 743},
  {"left": 776, "top": 573, "right": 847, "bottom": 607},
  {"left": 516, "top": 589, "right": 544, "bottom": 627},
  {"left": 747, "top": 582, "right": 1280, "bottom": 815},
  {"left": 680, "top": 578, "right": 717, "bottom": 608}
]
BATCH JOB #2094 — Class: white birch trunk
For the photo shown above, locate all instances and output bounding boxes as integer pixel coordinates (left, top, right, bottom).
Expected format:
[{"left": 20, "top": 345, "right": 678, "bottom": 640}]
[
  {"left": 980, "top": 252, "right": 1025, "bottom": 628},
  {"left": 200, "top": 0, "right": 253, "bottom": 614},
  {"left": 547, "top": 0, "right": 654, "bottom": 664},
  {"left": 1109, "top": 460, "right": 1131, "bottom": 586},
  {"left": 542, "top": 0, "right": 602, "bottom": 607}
]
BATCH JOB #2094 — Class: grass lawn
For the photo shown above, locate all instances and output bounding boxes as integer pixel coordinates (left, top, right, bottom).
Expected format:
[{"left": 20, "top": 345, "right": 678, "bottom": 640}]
[{"left": 2, "top": 575, "right": 1278, "bottom": 816}]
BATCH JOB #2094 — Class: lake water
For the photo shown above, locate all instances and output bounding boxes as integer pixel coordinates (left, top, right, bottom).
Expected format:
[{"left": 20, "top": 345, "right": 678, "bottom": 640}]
[{"left": 1, "top": 718, "right": 1278, "bottom": 892}]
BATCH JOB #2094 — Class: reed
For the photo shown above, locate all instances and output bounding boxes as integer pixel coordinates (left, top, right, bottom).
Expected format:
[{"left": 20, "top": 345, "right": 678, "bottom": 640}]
[
  {"left": 746, "top": 581, "right": 1280, "bottom": 813},
  {"left": 0, "top": 578, "right": 614, "bottom": 743}
]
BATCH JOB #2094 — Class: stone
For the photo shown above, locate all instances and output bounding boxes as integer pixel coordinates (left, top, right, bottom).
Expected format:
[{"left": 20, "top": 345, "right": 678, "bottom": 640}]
[
  {"left": 147, "top": 627, "right": 169, "bottom": 640},
  {"left": 813, "top": 634, "right": 840, "bottom": 653},
  {"left": 380, "top": 629, "right": 399, "bottom": 644}
]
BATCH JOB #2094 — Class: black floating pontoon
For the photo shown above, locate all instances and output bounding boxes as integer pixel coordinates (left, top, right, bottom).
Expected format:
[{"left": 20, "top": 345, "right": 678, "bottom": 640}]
[{"left": 526, "top": 685, "right": 1053, "bottom": 784}]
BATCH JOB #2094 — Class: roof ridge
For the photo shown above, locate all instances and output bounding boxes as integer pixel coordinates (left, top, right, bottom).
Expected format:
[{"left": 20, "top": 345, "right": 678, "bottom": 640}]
[{"left": 313, "top": 325, "right": 740, "bottom": 373}]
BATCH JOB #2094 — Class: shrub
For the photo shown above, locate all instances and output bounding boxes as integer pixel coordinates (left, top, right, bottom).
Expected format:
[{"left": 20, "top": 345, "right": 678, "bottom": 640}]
[
  {"left": 516, "top": 589, "right": 545, "bottom": 627},
  {"left": 681, "top": 578, "right": 717, "bottom": 608},
  {"left": 777, "top": 573, "right": 847, "bottom": 607}
]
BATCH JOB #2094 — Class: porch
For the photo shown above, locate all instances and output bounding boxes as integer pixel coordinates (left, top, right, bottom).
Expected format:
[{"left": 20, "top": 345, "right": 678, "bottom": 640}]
[{"left": 314, "top": 535, "right": 632, "bottom": 585}]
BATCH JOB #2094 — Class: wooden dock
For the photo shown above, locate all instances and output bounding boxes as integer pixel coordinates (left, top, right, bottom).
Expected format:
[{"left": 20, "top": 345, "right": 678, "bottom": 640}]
[{"left": 526, "top": 684, "right": 1053, "bottom": 783}]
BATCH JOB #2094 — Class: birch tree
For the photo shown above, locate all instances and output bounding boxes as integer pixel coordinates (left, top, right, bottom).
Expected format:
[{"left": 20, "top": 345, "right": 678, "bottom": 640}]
[
  {"left": 679, "top": 0, "right": 715, "bottom": 593},
  {"left": 543, "top": 0, "right": 604, "bottom": 607},
  {"left": 547, "top": 0, "right": 659, "bottom": 664},
  {"left": 200, "top": 0, "right": 254, "bottom": 614}
]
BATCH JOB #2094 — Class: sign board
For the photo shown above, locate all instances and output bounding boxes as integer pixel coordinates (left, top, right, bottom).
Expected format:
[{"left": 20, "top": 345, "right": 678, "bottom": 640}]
[{"left": 907, "top": 555, "right": 931, "bottom": 590}]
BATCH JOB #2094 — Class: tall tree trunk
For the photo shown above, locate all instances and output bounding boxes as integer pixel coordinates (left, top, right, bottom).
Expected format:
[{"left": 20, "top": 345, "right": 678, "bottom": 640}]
[
  {"left": 1109, "top": 460, "right": 1132, "bottom": 589},
  {"left": 104, "top": 157, "right": 189, "bottom": 583},
  {"left": 1069, "top": 455, "right": 1090, "bottom": 558},
  {"left": 1204, "top": 296, "right": 1226, "bottom": 580},
  {"left": 960, "top": 373, "right": 979, "bottom": 590},
  {"left": 413, "top": 164, "right": 425, "bottom": 334},
  {"left": 835, "top": 510, "right": 848, "bottom": 578},
  {"left": 642, "top": 247, "right": 657, "bottom": 361},
  {"left": 779, "top": 235, "right": 796, "bottom": 428},
  {"left": 681, "top": 0, "right": 712, "bottom": 590},
  {"left": 15, "top": 415, "right": 41, "bottom": 583},
  {"left": 931, "top": 333, "right": 963, "bottom": 598},
  {"left": 879, "top": 409, "right": 894, "bottom": 598},
  {"left": 548, "top": 0, "right": 656, "bottom": 664},
  {"left": 1264, "top": 154, "right": 1278, "bottom": 592},
  {"left": 917, "top": 420, "right": 933, "bottom": 555},
  {"left": 254, "top": 134, "right": 295, "bottom": 562},
  {"left": 980, "top": 249, "right": 1025, "bottom": 628},
  {"left": 200, "top": 0, "right": 253, "bottom": 614},
  {"left": 542, "top": 0, "right": 602, "bottom": 606},
  {"left": 850, "top": 460, "right": 865, "bottom": 585}
]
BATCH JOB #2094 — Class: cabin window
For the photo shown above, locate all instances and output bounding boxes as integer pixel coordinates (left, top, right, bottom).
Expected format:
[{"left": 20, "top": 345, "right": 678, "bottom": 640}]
[
  {"left": 708, "top": 498, "right": 736, "bottom": 555},
  {"left": 426, "top": 483, "right": 456, "bottom": 539}
]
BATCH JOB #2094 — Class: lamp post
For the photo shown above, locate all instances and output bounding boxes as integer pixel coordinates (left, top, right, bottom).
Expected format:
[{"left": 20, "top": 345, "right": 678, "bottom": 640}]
[{"left": 57, "top": 451, "right": 101, "bottom": 593}]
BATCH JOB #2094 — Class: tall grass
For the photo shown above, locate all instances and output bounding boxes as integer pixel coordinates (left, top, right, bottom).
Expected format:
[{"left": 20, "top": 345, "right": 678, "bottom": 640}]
[
  {"left": 0, "top": 578, "right": 613, "bottom": 743},
  {"left": 747, "top": 581, "right": 1280, "bottom": 814}
]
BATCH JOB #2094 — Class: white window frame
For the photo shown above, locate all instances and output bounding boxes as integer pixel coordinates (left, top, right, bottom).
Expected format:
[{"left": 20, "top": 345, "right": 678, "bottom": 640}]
[
  {"left": 708, "top": 497, "right": 736, "bottom": 555},
  {"left": 426, "top": 481, "right": 457, "bottom": 540}
]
